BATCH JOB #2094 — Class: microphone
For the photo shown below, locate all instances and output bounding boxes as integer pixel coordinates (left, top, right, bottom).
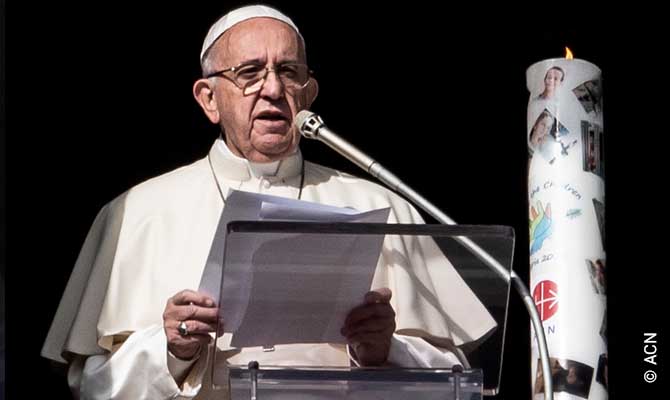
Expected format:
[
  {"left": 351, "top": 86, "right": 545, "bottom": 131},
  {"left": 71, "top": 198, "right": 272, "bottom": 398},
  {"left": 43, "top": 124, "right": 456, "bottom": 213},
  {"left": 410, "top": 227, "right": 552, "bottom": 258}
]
[
  {"left": 294, "top": 110, "right": 446, "bottom": 214},
  {"left": 294, "top": 109, "right": 555, "bottom": 399},
  {"left": 294, "top": 110, "right": 377, "bottom": 177}
]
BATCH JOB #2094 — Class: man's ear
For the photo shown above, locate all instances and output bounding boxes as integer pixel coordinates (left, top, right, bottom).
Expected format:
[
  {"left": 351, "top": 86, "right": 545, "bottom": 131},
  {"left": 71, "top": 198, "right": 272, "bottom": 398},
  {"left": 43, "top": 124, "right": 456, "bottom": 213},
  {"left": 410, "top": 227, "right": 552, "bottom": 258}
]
[
  {"left": 304, "top": 77, "right": 319, "bottom": 108},
  {"left": 193, "top": 78, "right": 220, "bottom": 124}
]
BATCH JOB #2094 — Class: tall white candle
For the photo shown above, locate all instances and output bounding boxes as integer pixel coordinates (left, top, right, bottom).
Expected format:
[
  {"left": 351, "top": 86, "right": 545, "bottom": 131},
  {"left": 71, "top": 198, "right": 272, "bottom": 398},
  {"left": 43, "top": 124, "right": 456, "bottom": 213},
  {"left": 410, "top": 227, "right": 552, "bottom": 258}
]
[{"left": 527, "top": 53, "right": 607, "bottom": 399}]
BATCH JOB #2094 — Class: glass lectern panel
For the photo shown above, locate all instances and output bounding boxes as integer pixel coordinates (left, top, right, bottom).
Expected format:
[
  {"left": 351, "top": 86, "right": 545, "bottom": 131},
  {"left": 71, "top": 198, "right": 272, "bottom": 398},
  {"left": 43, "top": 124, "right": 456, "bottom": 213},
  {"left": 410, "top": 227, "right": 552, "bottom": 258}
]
[{"left": 211, "top": 222, "right": 513, "bottom": 397}]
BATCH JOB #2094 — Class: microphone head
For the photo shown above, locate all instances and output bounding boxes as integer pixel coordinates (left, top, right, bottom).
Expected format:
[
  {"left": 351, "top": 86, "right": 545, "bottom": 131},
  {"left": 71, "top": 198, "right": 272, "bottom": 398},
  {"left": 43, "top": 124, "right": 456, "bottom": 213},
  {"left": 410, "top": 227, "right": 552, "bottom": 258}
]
[{"left": 294, "top": 110, "right": 323, "bottom": 139}]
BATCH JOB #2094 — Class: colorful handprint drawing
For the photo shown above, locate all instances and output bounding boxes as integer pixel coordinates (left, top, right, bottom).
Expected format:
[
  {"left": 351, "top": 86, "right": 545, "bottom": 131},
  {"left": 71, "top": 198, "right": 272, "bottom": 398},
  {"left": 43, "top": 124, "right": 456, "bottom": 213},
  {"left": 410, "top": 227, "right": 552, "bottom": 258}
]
[{"left": 530, "top": 201, "right": 553, "bottom": 255}]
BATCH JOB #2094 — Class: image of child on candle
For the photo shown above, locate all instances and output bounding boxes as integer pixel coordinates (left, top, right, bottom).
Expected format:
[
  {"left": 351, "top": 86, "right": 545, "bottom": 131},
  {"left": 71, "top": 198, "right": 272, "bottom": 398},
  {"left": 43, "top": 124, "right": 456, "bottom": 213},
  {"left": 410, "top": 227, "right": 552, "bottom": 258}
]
[
  {"left": 581, "top": 121, "right": 605, "bottom": 177},
  {"left": 533, "top": 357, "right": 594, "bottom": 399},
  {"left": 537, "top": 66, "right": 565, "bottom": 100},
  {"left": 573, "top": 79, "right": 603, "bottom": 116},
  {"left": 529, "top": 110, "right": 571, "bottom": 164},
  {"left": 529, "top": 111, "right": 557, "bottom": 163},
  {"left": 585, "top": 258, "right": 607, "bottom": 295}
]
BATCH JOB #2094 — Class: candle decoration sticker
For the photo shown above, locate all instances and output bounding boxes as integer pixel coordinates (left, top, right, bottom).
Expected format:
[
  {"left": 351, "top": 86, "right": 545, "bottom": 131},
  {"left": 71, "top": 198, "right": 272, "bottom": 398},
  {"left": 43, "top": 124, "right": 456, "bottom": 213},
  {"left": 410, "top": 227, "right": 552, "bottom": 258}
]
[
  {"left": 527, "top": 48, "right": 607, "bottom": 399},
  {"left": 533, "top": 279, "right": 559, "bottom": 322},
  {"left": 529, "top": 110, "right": 574, "bottom": 165},
  {"left": 529, "top": 201, "right": 553, "bottom": 255},
  {"left": 581, "top": 121, "right": 605, "bottom": 178},
  {"left": 533, "top": 357, "right": 595, "bottom": 398}
]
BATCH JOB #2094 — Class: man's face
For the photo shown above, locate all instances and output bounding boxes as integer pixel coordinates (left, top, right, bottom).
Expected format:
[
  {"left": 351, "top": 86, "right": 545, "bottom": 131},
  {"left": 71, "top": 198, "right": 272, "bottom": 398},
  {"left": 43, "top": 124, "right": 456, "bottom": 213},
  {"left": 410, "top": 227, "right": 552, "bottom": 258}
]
[
  {"left": 209, "top": 18, "right": 314, "bottom": 162},
  {"left": 544, "top": 69, "right": 563, "bottom": 94}
]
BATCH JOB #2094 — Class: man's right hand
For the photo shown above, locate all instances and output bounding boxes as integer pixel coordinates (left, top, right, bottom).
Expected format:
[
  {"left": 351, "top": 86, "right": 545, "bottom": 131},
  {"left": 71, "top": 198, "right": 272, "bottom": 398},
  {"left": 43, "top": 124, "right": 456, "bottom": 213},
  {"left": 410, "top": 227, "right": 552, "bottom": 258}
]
[{"left": 163, "top": 290, "right": 219, "bottom": 360}]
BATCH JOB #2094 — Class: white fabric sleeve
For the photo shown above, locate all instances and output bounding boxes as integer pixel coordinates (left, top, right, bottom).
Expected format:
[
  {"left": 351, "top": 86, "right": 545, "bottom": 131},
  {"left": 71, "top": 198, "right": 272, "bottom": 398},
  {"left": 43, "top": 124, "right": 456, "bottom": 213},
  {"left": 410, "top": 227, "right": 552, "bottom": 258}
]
[
  {"left": 386, "top": 334, "right": 465, "bottom": 368},
  {"left": 167, "top": 349, "right": 200, "bottom": 385},
  {"left": 68, "top": 324, "right": 208, "bottom": 399}
]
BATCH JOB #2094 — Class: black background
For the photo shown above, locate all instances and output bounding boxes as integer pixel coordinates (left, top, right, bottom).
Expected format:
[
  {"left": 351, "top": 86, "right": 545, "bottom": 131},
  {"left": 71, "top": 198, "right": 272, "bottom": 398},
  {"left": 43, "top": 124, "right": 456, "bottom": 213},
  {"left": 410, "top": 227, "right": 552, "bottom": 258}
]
[{"left": 2, "top": 1, "right": 666, "bottom": 398}]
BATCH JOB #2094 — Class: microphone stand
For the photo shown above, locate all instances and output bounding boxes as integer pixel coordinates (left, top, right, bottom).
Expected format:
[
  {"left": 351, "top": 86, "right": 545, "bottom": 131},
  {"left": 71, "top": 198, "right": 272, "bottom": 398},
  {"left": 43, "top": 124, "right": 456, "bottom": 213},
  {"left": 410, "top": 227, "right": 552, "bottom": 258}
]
[{"left": 298, "top": 111, "right": 553, "bottom": 400}]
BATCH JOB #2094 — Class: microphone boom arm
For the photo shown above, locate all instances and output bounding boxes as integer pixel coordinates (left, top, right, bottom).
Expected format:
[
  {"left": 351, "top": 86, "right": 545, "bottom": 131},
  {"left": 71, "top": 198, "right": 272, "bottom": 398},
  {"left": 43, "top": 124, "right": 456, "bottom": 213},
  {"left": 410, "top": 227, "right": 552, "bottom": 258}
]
[{"left": 297, "top": 111, "right": 553, "bottom": 399}]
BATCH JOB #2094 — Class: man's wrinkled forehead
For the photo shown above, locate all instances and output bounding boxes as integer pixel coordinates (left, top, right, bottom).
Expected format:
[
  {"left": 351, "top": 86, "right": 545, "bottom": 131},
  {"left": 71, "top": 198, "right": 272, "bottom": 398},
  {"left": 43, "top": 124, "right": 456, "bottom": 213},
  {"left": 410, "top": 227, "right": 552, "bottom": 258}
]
[{"left": 200, "top": 5, "right": 303, "bottom": 63}]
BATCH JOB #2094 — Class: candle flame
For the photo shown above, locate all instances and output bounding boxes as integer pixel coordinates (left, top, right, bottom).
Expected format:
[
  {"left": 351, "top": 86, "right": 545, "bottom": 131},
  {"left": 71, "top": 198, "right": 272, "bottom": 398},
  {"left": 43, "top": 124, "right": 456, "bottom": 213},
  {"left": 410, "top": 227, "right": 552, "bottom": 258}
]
[{"left": 565, "top": 47, "right": 574, "bottom": 60}]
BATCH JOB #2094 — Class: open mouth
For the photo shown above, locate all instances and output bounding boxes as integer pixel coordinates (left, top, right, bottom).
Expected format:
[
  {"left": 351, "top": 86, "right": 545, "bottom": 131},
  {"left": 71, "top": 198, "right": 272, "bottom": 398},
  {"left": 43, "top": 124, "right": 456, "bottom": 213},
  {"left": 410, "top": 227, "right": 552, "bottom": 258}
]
[{"left": 255, "top": 110, "right": 290, "bottom": 123}]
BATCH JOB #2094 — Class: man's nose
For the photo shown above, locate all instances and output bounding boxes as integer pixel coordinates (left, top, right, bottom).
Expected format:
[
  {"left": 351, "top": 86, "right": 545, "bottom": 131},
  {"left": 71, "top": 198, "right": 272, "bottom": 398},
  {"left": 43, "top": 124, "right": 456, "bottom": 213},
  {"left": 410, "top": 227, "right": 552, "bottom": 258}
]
[{"left": 259, "top": 69, "right": 284, "bottom": 99}]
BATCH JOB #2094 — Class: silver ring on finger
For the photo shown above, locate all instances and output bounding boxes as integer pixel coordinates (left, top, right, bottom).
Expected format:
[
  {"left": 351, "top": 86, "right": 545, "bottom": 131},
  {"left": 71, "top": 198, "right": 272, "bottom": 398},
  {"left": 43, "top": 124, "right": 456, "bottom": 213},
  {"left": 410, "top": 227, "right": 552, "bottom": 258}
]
[{"left": 178, "top": 321, "right": 189, "bottom": 336}]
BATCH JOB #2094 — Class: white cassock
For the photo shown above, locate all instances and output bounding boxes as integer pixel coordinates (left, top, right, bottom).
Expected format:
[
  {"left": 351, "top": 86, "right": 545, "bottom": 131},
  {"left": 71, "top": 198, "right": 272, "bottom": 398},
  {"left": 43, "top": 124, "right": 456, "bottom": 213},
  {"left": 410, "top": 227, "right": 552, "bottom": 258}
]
[{"left": 42, "top": 138, "right": 497, "bottom": 399}]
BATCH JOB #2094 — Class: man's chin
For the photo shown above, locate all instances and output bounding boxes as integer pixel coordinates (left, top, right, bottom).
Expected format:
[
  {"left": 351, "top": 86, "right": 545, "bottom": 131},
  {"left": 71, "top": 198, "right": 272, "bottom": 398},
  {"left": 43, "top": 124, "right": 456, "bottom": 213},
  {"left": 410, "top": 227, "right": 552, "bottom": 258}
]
[
  {"left": 250, "top": 135, "right": 298, "bottom": 161},
  {"left": 254, "top": 118, "right": 291, "bottom": 133},
  {"left": 248, "top": 144, "right": 295, "bottom": 163}
]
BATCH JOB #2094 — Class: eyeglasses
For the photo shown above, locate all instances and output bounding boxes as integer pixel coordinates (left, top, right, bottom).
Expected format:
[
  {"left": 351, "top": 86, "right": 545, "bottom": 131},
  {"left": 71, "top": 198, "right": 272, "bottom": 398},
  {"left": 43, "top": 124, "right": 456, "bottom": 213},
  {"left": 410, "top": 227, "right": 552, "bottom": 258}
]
[{"left": 206, "top": 62, "right": 312, "bottom": 95}]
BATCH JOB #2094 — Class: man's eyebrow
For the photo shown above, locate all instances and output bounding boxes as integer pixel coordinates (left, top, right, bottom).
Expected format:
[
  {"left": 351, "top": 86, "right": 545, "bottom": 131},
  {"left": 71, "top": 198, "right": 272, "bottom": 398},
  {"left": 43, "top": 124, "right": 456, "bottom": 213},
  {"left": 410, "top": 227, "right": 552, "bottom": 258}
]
[
  {"left": 236, "top": 58, "right": 265, "bottom": 66},
  {"left": 236, "top": 58, "right": 303, "bottom": 66}
]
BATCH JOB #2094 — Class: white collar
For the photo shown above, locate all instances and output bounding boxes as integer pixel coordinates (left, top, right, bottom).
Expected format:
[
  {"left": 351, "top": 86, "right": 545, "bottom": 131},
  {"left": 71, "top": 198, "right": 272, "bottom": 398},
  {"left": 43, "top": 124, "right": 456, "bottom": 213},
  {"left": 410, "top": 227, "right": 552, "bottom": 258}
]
[{"left": 209, "top": 138, "right": 303, "bottom": 182}]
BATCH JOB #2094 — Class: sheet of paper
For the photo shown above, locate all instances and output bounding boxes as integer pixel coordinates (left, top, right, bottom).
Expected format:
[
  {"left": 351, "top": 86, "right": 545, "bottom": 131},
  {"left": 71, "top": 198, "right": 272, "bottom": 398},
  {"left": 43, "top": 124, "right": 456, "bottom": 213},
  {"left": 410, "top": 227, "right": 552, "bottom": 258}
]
[{"left": 198, "top": 189, "right": 390, "bottom": 348}]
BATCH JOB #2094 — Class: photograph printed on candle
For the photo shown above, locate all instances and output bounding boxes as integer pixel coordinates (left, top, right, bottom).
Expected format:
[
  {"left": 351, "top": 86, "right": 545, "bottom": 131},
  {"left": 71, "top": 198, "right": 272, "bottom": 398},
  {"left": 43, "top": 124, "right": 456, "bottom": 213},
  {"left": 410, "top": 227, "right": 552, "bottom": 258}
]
[
  {"left": 595, "top": 353, "right": 608, "bottom": 391},
  {"left": 529, "top": 201, "right": 553, "bottom": 255},
  {"left": 592, "top": 198, "right": 606, "bottom": 248},
  {"left": 585, "top": 258, "right": 606, "bottom": 295},
  {"left": 535, "top": 66, "right": 566, "bottom": 101},
  {"left": 581, "top": 121, "right": 605, "bottom": 178},
  {"left": 573, "top": 79, "right": 603, "bottom": 116},
  {"left": 529, "top": 109, "right": 575, "bottom": 164},
  {"left": 533, "top": 357, "right": 594, "bottom": 399}
]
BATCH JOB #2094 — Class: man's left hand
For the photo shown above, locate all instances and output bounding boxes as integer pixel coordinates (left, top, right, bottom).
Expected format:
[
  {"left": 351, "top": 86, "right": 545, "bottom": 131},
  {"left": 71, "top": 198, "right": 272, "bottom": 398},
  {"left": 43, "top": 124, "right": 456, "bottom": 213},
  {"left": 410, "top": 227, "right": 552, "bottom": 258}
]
[{"left": 341, "top": 288, "right": 396, "bottom": 366}]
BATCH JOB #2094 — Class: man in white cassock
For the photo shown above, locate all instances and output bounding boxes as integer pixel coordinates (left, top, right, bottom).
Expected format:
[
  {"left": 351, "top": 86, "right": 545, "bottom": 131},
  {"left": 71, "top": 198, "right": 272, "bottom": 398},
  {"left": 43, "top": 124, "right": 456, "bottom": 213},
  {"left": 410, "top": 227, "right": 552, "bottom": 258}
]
[{"left": 41, "top": 5, "right": 497, "bottom": 399}]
